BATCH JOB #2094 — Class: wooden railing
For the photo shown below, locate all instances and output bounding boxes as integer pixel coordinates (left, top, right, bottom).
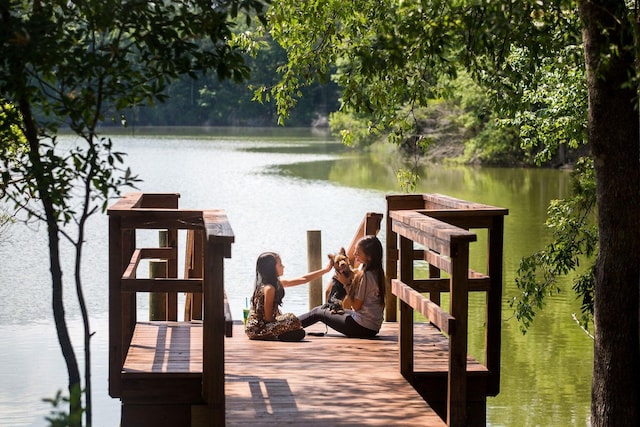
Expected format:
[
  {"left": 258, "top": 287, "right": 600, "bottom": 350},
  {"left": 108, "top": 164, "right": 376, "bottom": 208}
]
[
  {"left": 386, "top": 194, "right": 508, "bottom": 427},
  {"left": 107, "top": 192, "right": 234, "bottom": 425}
]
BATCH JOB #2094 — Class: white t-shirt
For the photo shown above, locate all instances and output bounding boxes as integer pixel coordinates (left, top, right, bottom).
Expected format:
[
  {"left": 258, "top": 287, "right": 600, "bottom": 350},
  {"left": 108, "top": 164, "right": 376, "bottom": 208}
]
[{"left": 351, "top": 270, "right": 384, "bottom": 331}]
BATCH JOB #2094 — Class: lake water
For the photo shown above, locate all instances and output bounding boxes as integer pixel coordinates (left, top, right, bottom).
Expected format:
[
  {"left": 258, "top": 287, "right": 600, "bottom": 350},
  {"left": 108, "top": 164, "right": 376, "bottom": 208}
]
[{"left": 0, "top": 127, "right": 592, "bottom": 426}]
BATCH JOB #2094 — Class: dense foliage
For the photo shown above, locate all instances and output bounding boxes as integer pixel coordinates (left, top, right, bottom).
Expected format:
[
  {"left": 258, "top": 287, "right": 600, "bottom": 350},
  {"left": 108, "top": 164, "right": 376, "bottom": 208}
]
[
  {"left": 260, "top": 1, "right": 638, "bottom": 425},
  {"left": 0, "top": 1, "right": 268, "bottom": 425},
  {"left": 513, "top": 158, "right": 597, "bottom": 332}
]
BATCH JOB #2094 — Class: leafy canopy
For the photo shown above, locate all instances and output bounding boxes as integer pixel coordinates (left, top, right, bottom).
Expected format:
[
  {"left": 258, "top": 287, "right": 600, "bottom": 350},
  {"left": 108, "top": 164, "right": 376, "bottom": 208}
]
[
  {"left": 1, "top": 0, "right": 269, "bottom": 216},
  {"left": 259, "top": 0, "right": 597, "bottom": 332},
  {"left": 1, "top": 1, "right": 269, "bottom": 424}
]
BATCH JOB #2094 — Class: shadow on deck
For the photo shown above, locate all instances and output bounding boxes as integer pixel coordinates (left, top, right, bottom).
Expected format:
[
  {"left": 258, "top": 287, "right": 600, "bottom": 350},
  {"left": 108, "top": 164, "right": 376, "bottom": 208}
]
[{"left": 223, "top": 322, "right": 452, "bottom": 426}]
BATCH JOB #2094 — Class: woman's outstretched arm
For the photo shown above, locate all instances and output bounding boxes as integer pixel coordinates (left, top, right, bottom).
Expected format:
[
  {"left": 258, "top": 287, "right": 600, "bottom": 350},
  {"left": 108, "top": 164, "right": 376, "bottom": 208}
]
[{"left": 281, "top": 259, "right": 333, "bottom": 287}]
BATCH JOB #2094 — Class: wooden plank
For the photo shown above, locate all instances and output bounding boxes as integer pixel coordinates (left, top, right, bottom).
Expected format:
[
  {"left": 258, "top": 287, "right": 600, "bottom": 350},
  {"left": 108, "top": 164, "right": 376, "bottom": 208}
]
[
  {"left": 203, "top": 210, "right": 235, "bottom": 244},
  {"left": 123, "top": 322, "right": 204, "bottom": 373},
  {"left": 411, "top": 277, "right": 491, "bottom": 293},
  {"left": 107, "top": 192, "right": 180, "bottom": 211},
  {"left": 184, "top": 230, "right": 204, "bottom": 321},
  {"left": 120, "top": 210, "right": 205, "bottom": 230},
  {"left": 429, "top": 263, "right": 442, "bottom": 307},
  {"left": 108, "top": 215, "right": 123, "bottom": 398},
  {"left": 121, "top": 278, "right": 203, "bottom": 293},
  {"left": 392, "top": 279, "right": 455, "bottom": 334},
  {"left": 138, "top": 193, "right": 180, "bottom": 209},
  {"left": 399, "top": 298, "right": 414, "bottom": 379},
  {"left": 390, "top": 211, "right": 476, "bottom": 256},
  {"left": 122, "top": 248, "right": 177, "bottom": 280},
  {"left": 422, "top": 193, "right": 507, "bottom": 214},
  {"left": 166, "top": 229, "right": 179, "bottom": 321},
  {"left": 140, "top": 247, "right": 177, "bottom": 260},
  {"left": 485, "top": 215, "right": 505, "bottom": 395},
  {"left": 107, "top": 192, "right": 145, "bottom": 212}
]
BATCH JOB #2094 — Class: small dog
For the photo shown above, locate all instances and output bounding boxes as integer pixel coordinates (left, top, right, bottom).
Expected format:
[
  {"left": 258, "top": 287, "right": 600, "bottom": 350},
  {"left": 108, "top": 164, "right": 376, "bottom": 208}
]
[{"left": 322, "top": 248, "right": 354, "bottom": 314}]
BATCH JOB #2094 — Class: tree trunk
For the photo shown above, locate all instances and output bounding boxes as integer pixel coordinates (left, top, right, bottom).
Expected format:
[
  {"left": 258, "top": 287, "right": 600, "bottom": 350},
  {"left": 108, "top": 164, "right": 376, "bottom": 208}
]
[
  {"left": 19, "top": 98, "right": 83, "bottom": 426},
  {"left": 48, "top": 214, "right": 83, "bottom": 425},
  {"left": 580, "top": 1, "right": 640, "bottom": 426}
]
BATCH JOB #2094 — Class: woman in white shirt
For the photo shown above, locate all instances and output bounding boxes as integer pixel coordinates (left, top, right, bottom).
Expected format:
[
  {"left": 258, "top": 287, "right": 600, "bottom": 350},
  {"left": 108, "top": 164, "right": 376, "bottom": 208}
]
[{"left": 298, "top": 236, "right": 385, "bottom": 338}]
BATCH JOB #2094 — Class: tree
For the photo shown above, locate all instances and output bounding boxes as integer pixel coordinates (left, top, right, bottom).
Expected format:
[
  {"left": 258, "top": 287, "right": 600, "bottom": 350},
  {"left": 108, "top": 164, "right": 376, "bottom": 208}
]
[
  {"left": 262, "top": 0, "right": 639, "bottom": 425},
  {"left": 578, "top": 2, "right": 639, "bottom": 423},
  {"left": 0, "top": 0, "right": 267, "bottom": 425}
]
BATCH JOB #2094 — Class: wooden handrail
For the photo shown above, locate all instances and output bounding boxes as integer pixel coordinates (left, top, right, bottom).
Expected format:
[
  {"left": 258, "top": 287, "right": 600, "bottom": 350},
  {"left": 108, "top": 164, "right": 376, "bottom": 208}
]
[
  {"left": 107, "top": 192, "right": 180, "bottom": 211},
  {"left": 410, "top": 276, "right": 491, "bottom": 293},
  {"left": 392, "top": 279, "right": 455, "bottom": 334},
  {"left": 121, "top": 278, "right": 203, "bottom": 293},
  {"left": 387, "top": 193, "right": 508, "bottom": 427},
  {"left": 386, "top": 193, "right": 507, "bottom": 399},
  {"left": 390, "top": 210, "right": 476, "bottom": 256},
  {"left": 107, "top": 193, "right": 234, "bottom": 426},
  {"left": 122, "top": 248, "right": 177, "bottom": 279}
]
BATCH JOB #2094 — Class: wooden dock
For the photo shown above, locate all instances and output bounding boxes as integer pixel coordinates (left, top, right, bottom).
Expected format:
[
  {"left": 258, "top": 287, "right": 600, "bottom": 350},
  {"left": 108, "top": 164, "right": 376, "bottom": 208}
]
[
  {"left": 123, "top": 320, "right": 457, "bottom": 426},
  {"left": 108, "top": 192, "right": 507, "bottom": 426}
]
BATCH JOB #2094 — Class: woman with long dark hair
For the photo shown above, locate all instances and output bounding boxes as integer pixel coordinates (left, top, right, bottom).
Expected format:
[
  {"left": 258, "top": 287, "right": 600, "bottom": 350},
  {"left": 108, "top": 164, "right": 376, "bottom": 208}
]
[{"left": 245, "top": 252, "right": 332, "bottom": 341}]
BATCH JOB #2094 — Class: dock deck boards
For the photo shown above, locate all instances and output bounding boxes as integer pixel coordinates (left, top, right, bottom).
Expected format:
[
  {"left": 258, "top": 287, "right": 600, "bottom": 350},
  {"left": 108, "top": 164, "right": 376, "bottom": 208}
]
[
  {"left": 123, "top": 321, "right": 488, "bottom": 426},
  {"left": 225, "top": 322, "right": 447, "bottom": 426}
]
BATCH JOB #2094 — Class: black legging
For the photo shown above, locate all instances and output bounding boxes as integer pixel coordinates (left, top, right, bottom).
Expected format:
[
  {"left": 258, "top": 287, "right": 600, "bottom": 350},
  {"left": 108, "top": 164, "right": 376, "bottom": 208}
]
[{"left": 298, "top": 306, "right": 378, "bottom": 338}]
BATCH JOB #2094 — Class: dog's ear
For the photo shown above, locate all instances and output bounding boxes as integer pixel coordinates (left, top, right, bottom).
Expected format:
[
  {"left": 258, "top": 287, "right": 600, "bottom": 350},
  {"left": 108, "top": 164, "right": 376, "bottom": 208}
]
[
  {"left": 328, "top": 253, "right": 335, "bottom": 261},
  {"left": 339, "top": 247, "right": 346, "bottom": 256}
]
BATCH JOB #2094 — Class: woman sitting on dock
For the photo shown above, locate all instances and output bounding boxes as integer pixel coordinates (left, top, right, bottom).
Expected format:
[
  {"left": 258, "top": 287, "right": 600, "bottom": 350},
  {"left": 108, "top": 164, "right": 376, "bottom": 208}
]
[
  {"left": 298, "top": 235, "right": 385, "bottom": 338},
  {"left": 245, "top": 252, "right": 333, "bottom": 342}
]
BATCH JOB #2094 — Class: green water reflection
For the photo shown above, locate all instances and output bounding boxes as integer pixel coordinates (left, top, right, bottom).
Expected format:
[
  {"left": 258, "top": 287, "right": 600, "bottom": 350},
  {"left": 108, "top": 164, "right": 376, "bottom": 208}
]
[{"left": 279, "top": 152, "right": 592, "bottom": 426}]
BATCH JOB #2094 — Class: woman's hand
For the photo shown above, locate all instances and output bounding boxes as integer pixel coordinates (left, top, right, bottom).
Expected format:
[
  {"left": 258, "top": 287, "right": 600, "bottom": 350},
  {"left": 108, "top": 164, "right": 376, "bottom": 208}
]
[{"left": 325, "top": 257, "right": 334, "bottom": 271}]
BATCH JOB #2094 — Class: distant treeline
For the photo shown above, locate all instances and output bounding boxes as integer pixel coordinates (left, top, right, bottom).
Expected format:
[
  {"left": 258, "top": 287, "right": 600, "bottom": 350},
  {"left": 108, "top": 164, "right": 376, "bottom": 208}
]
[
  {"left": 100, "top": 36, "right": 577, "bottom": 167},
  {"left": 117, "top": 39, "right": 340, "bottom": 128}
]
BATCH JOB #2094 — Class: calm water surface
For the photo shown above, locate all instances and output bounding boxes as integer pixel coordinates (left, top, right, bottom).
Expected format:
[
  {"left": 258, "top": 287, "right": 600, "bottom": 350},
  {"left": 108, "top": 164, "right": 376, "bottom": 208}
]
[{"left": 0, "top": 128, "right": 592, "bottom": 426}]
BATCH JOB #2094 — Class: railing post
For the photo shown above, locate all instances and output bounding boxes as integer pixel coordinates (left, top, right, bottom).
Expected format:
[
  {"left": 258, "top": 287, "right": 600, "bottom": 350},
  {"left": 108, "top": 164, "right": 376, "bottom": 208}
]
[
  {"left": 165, "top": 229, "right": 179, "bottom": 321},
  {"left": 149, "top": 260, "right": 167, "bottom": 320},
  {"left": 184, "top": 230, "right": 204, "bottom": 321},
  {"left": 108, "top": 214, "right": 123, "bottom": 398},
  {"left": 201, "top": 210, "right": 234, "bottom": 426},
  {"left": 447, "top": 239, "right": 469, "bottom": 427},
  {"left": 202, "top": 237, "right": 226, "bottom": 426},
  {"left": 386, "top": 194, "right": 427, "bottom": 321},
  {"left": 485, "top": 216, "right": 504, "bottom": 395},
  {"left": 398, "top": 235, "right": 415, "bottom": 379}
]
